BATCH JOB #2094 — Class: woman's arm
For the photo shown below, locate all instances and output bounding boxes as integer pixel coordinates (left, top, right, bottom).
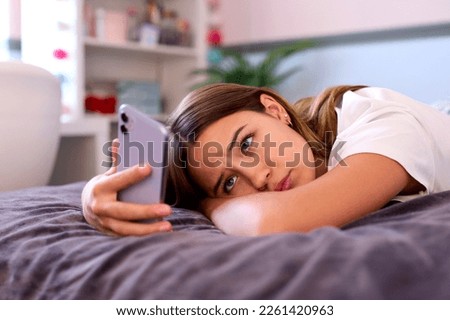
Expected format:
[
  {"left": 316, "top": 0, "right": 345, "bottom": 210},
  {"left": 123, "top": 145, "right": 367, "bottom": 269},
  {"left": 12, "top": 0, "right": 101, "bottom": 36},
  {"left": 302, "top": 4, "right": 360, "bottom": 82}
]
[{"left": 202, "top": 153, "right": 418, "bottom": 236}]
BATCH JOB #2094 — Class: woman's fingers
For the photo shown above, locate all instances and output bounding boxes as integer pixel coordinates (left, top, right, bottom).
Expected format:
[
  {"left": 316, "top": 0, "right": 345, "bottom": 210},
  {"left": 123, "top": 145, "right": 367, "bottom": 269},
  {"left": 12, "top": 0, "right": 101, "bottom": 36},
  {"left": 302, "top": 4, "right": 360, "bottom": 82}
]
[
  {"left": 100, "top": 217, "right": 173, "bottom": 236},
  {"left": 111, "top": 138, "right": 119, "bottom": 166},
  {"left": 105, "top": 165, "right": 117, "bottom": 176},
  {"left": 99, "top": 163, "right": 152, "bottom": 193},
  {"left": 105, "top": 139, "right": 120, "bottom": 175},
  {"left": 94, "top": 200, "right": 172, "bottom": 221}
]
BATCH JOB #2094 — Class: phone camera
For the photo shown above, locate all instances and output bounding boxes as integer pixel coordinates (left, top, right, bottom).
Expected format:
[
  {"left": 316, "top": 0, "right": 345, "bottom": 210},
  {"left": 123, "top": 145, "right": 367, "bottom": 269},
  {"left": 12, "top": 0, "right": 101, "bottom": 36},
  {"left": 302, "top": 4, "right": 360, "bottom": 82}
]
[
  {"left": 121, "top": 112, "right": 129, "bottom": 123},
  {"left": 120, "top": 124, "right": 128, "bottom": 134}
]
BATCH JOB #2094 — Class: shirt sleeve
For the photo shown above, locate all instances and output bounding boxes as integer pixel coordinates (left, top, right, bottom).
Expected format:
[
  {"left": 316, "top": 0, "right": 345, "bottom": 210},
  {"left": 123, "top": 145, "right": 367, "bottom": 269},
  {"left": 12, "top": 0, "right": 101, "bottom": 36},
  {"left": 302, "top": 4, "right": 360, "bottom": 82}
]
[{"left": 329, "top": 91, "right": 435, "bottom": 196}]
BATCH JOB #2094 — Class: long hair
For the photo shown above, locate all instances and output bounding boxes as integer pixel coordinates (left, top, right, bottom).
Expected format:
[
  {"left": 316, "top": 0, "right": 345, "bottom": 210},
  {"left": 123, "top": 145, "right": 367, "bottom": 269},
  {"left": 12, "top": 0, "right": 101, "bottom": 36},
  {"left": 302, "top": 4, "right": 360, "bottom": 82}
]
[
  {"left": 293, "top": 85, "right": 366, "bottom": 156},
  {"left": 166, "top": 83, "right": 365, "bottom": 209}
]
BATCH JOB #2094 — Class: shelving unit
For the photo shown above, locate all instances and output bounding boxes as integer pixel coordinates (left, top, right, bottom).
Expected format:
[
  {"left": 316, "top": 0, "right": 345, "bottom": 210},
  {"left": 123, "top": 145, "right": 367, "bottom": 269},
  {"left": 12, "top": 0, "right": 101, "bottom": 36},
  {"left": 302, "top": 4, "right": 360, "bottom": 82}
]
[
  {"left": 84, "top": 36, "right": 198, "bottom": 57},
  {"left": 22, "top": 0, "right": 207, "bottom": 119},
  {"left": 81, "top": 0, "right": 207, "bottom": 119},
  {"left": 21, "top": 0, "right": 207, "bottom": 184}
]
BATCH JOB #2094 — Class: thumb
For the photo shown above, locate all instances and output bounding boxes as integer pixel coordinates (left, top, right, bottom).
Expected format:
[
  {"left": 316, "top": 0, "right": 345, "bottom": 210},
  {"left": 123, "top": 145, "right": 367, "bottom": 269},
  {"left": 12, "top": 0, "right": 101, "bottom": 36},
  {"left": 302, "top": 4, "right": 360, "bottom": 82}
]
[{"left": 105, "top": 138, "right": 120, "bottom": 176}]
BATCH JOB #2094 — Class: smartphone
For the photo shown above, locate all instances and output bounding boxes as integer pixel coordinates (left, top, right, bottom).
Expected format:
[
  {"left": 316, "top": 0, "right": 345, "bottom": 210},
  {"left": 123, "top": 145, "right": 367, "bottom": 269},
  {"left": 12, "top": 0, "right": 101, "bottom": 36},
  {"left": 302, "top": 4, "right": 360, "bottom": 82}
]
[{"left": 117, "top": 105, "right": 168, "bottom": 205}]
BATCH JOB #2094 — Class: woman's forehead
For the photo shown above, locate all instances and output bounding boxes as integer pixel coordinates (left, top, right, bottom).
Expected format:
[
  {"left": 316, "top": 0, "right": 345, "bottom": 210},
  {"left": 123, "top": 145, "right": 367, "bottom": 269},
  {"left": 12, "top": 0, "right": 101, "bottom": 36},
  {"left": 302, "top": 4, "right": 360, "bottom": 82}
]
[
  {"left": 191, "top": 111, "right": 247, "bottom": 145},
  {"left": 187, "top": 142, "right": 223, "bottom": 195}
]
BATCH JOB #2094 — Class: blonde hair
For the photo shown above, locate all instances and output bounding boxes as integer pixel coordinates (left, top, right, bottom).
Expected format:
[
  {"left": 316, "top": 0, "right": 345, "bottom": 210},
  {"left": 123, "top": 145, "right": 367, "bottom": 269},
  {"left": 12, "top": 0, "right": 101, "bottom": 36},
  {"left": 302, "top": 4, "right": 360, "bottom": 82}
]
[
  {"left": 293, "top": 85, "right": 366, "bottom": 158},
  {"left": 166, "top": 83, "right": 365, "bottom": 209}
]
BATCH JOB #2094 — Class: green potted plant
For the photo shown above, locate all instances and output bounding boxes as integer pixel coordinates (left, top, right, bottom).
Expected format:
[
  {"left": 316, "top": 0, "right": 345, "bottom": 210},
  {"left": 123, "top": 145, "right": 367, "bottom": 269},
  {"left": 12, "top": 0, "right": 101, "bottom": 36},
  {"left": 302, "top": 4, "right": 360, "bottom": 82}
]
[{"left": 191, "top": 40, "right": 314, "bottom": 89}]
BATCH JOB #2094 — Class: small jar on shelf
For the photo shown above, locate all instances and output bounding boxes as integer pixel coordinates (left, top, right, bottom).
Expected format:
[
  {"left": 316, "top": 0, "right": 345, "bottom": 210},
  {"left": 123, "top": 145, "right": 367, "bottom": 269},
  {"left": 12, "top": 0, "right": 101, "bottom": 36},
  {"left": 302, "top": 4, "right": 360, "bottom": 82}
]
[
  {"left": 159, "top": 9, "right": 179, "bottom": 46},
  {"left": 126, "top": 6, "right": 141, "bottom": 42}
]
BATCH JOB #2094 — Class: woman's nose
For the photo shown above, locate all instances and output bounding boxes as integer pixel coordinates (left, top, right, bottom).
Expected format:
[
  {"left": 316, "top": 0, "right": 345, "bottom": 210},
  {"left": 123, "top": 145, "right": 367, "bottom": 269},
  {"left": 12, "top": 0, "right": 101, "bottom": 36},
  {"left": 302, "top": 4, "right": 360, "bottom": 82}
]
[{"left": 238, "top": 161, "right": 271, "bottom": 191}]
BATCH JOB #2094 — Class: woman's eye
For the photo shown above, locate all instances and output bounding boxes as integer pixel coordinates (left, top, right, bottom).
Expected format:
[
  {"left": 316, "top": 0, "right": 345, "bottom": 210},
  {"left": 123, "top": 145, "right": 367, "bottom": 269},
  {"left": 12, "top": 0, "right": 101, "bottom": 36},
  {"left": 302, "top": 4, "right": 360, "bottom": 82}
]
[
  {"left": 224, "top": 176, "right": 237, "bottom": 193},
  {"left": 240, "top": 135, "right": 253, "bottom": 154}
]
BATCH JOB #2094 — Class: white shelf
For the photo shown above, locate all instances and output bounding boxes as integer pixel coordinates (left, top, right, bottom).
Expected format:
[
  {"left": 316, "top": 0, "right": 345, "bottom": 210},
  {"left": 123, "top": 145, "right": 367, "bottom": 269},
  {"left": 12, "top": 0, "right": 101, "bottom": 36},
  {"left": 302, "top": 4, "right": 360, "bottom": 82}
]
[
  {"left": 84, "top": 37, "right": 197, "bottom": 59},
  {"left": 84, "top": 112, "right": 170, "bottom": 123},
  {"left": 60, "top": 114, "right": 110, "bottom": 137}
]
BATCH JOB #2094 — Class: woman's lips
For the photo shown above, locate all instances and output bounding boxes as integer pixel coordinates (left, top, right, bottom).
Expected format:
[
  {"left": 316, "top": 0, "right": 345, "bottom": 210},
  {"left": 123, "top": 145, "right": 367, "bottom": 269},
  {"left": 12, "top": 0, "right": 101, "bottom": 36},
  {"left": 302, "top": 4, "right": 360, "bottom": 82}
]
[{"left": 275, "top": 174, "right": 292, "bottom": 191}]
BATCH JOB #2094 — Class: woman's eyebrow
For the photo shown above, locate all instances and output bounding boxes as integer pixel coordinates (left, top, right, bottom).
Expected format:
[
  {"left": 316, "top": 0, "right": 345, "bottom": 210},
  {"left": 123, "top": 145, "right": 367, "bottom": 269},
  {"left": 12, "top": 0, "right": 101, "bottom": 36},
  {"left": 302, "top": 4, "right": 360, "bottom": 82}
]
[
  {"left": 227, "top": 124, "right": 247, "bottom": 152},
  {"left": 212, "top": 124, "right": 247, "bottom": 196}
]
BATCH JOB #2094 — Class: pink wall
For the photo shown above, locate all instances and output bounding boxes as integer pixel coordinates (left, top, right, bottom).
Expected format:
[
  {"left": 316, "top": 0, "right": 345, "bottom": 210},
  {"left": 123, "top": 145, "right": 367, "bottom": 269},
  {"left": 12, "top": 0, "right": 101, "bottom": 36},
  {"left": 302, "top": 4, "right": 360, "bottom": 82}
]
[
  {"left": 8, "top": 0, "right": 21, "bottom": 39},
  {"left": 220, "top": 0, "right": 450, "bottom": 45}
]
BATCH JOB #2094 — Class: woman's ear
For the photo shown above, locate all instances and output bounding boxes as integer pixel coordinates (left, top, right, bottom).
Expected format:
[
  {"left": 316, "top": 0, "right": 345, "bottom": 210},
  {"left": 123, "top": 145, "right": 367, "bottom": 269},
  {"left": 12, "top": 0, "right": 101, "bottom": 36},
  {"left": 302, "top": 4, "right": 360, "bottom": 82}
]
[
  {"left": 260, "top": 94, "right": 291, "bottom": 126},
  {"left": 260, "top": 94, "right": 285, "bottom": 118}
]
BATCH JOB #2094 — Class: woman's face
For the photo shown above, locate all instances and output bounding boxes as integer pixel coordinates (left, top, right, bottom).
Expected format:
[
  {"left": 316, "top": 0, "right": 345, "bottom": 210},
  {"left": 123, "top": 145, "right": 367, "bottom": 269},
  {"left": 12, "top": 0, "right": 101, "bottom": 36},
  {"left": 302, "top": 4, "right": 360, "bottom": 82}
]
[{"left": 187, "top": 96, "right": 317, "bottom": 199}]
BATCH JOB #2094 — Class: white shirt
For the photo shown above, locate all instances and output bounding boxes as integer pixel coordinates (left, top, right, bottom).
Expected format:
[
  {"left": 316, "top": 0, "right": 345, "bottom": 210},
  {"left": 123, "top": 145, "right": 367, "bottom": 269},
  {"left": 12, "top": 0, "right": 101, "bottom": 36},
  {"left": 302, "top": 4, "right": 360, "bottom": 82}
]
[{"left": 328, "top": 87, "right": 450, "bottom": 202}]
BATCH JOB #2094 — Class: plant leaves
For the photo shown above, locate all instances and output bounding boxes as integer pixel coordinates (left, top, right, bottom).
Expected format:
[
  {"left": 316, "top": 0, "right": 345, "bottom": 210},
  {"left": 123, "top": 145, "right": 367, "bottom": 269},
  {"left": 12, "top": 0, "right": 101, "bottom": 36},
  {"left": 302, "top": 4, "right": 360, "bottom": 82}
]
[
  {"left": 190, "top": 40, "right": 314, "bottom": 88},
  {"left": 260, "top": 40, "right": 314, "bottom": 75}
]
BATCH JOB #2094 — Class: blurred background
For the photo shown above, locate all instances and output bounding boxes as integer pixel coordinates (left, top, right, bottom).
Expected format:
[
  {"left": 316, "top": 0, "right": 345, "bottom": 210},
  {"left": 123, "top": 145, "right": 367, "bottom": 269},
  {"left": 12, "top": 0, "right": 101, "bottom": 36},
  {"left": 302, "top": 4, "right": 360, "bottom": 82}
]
[{"left": 1, "top": 0, "right": 449, "bottom": 186}]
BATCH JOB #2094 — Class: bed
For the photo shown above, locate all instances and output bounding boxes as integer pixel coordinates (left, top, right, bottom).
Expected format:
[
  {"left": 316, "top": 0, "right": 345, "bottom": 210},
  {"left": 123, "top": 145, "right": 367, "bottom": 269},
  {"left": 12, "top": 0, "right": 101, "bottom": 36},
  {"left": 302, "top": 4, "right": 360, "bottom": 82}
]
[{"left": 1, "top": 181, "right": 450, "bottom": 299}]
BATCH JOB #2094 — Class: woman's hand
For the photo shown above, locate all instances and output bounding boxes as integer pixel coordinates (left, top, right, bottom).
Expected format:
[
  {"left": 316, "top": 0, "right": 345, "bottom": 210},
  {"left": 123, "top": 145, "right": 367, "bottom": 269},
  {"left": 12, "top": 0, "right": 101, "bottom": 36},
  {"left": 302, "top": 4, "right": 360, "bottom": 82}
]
[{"left": 81, "top": 139, "right": 172, "bottom": 236}]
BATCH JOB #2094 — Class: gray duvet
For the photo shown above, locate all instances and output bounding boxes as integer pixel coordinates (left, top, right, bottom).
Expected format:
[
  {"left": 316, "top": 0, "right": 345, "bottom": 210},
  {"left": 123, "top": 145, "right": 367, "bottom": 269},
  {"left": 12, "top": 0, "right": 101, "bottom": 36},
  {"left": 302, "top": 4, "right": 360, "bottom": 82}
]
[{"left": 0, "top": 182, "right": 449, "bottom": 299}]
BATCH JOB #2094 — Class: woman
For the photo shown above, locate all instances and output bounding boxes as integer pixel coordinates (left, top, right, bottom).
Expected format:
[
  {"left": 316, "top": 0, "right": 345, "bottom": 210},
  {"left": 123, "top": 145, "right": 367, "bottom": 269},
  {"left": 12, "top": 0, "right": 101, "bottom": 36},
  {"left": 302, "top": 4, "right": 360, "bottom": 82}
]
[{"left": 82, "top": 84, "right": 450, "bottom": 236}]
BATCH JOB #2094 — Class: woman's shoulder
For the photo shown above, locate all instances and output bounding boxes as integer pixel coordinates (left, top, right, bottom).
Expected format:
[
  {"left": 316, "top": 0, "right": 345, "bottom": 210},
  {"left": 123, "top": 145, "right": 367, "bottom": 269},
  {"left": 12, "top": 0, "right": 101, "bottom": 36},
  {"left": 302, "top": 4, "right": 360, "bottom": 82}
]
[
  {"left": 342, "top": 86, "right": 418, "bottom": 107},
  {"left": 338, "top": 87, "right": 403, "bottom": 128},
  {"left": 346, "top": 87, "right": 422, "bottom": 105},
  {"left": 335, "top": 86, "right": 450, "bottom": 195},
  {"left": 340, "top": 86, "right": 446, "bottom": 124}
]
